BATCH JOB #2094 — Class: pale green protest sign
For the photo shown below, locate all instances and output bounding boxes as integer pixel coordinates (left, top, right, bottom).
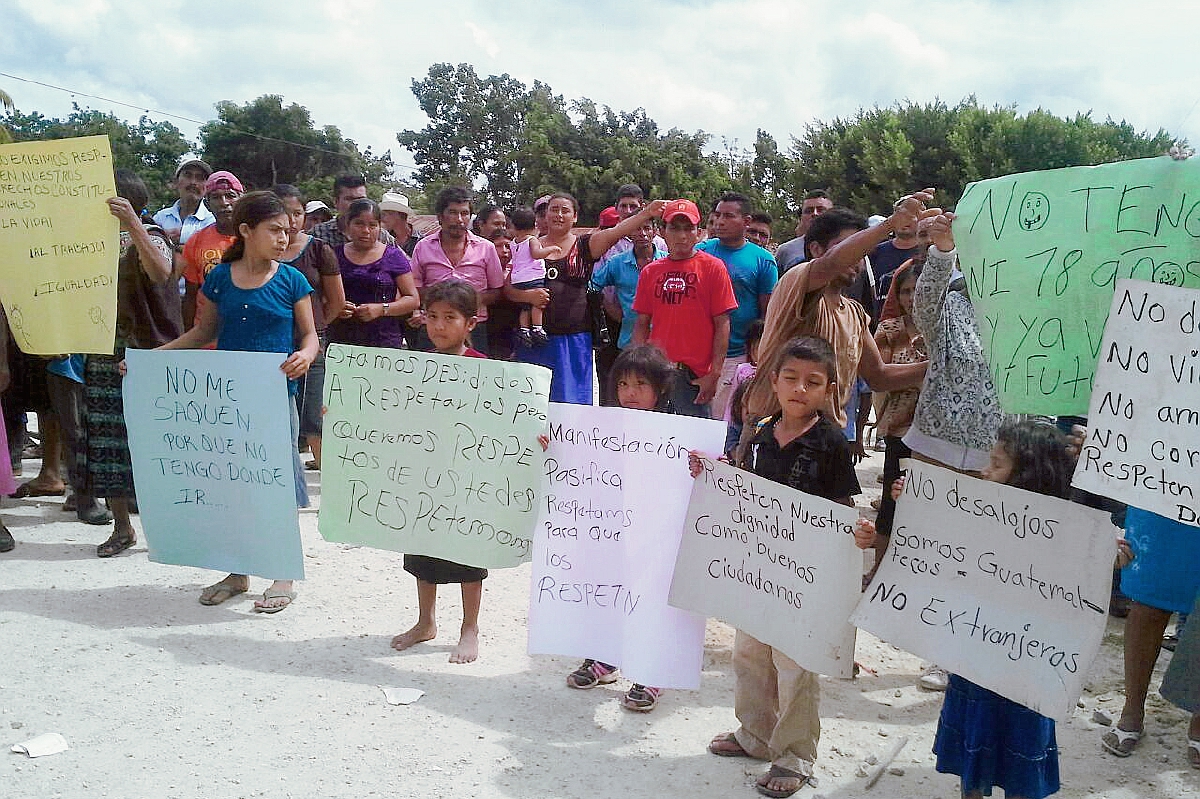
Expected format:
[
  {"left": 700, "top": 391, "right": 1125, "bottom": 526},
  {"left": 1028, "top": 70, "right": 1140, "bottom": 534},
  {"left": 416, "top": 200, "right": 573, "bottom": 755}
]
[
  {"left": 318, "top": 344, "right": 551, "bottom": 568},
  {"left": 953, "top": 156, "right": 1200, "bottom": 414}
]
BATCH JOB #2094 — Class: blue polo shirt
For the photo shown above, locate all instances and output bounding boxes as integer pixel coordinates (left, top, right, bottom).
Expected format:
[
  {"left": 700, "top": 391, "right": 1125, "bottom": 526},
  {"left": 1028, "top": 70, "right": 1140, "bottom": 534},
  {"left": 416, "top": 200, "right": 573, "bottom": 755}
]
[
  {"left": 153, "top": 200, "right": 214, "bottom": 244},
  {"left": 590, "top": 245, "right": 667, "bottom": 349},
  {"left": 695, "top": 238, "right": 777, "bottom": 357}
]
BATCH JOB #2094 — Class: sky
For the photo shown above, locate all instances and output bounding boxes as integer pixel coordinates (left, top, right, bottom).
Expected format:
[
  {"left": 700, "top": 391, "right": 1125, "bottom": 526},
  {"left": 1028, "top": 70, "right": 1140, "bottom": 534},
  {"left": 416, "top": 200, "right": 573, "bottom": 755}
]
[{"left": 3, "top": 0, "right": 1198, "bottom": 185}]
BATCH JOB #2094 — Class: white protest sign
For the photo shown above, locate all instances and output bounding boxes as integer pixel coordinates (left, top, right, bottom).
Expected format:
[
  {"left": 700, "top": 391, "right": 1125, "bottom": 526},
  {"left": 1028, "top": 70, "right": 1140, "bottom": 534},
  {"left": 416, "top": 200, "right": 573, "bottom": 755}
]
[
  {"left": 528, "top": 404, "right": 725, "bottom": 689},
  {"left": 1072, "top": 279, "right": 1200, "bottom": 526},
  {"left": 668, "top": 458, "right": 862, "bottom": 678},
  {"left": 850, "top": 462, "right": 1116, "bottom": 721}
]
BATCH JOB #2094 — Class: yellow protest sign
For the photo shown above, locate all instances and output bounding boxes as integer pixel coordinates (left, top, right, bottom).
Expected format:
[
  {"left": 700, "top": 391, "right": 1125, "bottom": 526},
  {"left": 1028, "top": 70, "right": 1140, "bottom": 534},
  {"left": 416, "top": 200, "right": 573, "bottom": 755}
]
[{"left": 0, "top": 135, "right": 119, "bottom": 354}]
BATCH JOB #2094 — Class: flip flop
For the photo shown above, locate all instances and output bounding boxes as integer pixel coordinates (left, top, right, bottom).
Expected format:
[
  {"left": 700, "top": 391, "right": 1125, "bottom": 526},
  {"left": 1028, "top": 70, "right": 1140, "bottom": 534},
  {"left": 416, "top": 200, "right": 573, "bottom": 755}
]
[
  {"left": 253, "top": 589, "right": 296, "bottom": 614},
  {"left": 13, "top": 482, "right": 65, "bottom": 498},
  {"left": 708, "top": 732, "right": 751, "bottom": 757},
  {"left": 756, "top": 765, "right": 809, "bottom": 798},
  {"left": 1101, "top": 726, "right": 1143, "bottom": 757},
  {"left": 199, "top": 582, "right": 247, "bottom": 606}
]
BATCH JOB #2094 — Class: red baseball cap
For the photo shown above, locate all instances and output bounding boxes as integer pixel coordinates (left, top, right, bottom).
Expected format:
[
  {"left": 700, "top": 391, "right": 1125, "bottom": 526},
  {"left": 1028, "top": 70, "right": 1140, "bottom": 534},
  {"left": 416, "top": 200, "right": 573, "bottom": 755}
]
[
  {"left": 661, "top": 199, "right": 700, "bottom": 225},
  {"left": 598, "top": 206, "right": 621, "bottom": 228},
  {"left": 204, "top": 171, "right": 244, "bottom": 195}
]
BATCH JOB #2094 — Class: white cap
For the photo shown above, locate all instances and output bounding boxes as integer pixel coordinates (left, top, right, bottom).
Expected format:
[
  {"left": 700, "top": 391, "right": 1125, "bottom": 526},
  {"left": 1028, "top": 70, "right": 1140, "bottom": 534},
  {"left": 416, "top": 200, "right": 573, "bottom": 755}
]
[
  {"left": 304, "top": 200, "right": 331, "bottom": 215},
  {"left": 380, "top": 192, "right": 415, "bottom": 216}
]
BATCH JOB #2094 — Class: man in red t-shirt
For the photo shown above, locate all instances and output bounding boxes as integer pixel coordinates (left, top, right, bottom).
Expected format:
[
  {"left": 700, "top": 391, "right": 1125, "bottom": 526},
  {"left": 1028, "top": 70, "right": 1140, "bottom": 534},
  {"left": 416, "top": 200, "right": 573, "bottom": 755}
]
[
  {"left": 632, "top": 199, "right": 737, "bottom": 417},
  {"left": 181, "top": 170, "right": 242, "bottom": 328}
]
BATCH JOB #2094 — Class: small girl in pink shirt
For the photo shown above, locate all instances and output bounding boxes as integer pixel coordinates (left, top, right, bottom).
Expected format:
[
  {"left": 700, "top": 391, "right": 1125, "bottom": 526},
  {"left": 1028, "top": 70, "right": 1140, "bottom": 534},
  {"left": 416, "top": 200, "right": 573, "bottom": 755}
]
[{"left": 507, "top": 207, "right": 561, "bottom": 346}]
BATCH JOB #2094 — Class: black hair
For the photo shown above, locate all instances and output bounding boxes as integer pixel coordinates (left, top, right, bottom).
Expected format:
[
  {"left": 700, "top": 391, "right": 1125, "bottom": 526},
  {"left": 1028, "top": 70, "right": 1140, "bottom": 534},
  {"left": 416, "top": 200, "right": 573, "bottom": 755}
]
[
  {"left": 729, "top": 378, "right": 753, "bottom": 425},
  {"left": 485, "top": 227, "right": 511, "bottom": 243},
  {"left": 797, "top": 189, "right": 830, "bottom": 219},
  {"left": 271, "top": 183, "right": 304, "bottom": 203},
  {"left": 472, "top": 204, "right": 504, "bottom": 234},
  {"left": 749, "top": 211, "right": 773, "bottom": 226},
  {"left": 895, "top": 262, "right": 923, "bottom": 290},
  {"left": 434, "top": 186, "right": 473, "bottom": 216},
  {"left": 344, "top": 197, "right": 381, "bottom": 226},
  {"left": 221, "top": 191, "right": 287, "bottom": 263},
  {"left": 773, "top": 335, "right": 838, "bottom": 385},
  {"left": 114, "top": 169, "right": 151, "bottom": 223},
  {"left": 609, "top": 344, "right": 674, "bottom": 409},
  {"left": 717, "top": 192, "right": 752, "bottom": 215},
  {"left": 994, "top": 419, "right": 1074, "bottom": 499},
  {"left": 508, "top": 207, "right": 537, "bottom": 231},
  {"left": 616, "top": 183, "right": 644, "bottom": 201},
  {"left": 744, "top": 319, "right": 765, "bottom": 354},
  {"left": 422, "top": 278, "right": 479, "bottom": 319},
  {"left": 333, "top": 174, "right": 367, "bottom": 200},
  {"left": 547, "top": 192, "right": 579, "bottom": 214},
  {"left": 804, "top": 207, "right": 866, "bottom": 260}
]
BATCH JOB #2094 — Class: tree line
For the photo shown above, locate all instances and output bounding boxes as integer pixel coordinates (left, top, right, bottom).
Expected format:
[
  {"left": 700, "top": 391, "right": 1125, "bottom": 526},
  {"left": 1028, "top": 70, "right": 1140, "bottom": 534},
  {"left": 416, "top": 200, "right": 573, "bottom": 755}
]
[{"left": 2, "top": 64, "right": 1176, "bottom": 235}]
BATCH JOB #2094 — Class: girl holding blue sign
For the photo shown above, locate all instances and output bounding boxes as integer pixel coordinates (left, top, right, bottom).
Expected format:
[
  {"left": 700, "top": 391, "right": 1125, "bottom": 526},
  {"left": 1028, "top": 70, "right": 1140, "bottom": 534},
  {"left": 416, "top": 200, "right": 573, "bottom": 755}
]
[{"left": 153, "top": 191, "right": 319, "bottom": 613}]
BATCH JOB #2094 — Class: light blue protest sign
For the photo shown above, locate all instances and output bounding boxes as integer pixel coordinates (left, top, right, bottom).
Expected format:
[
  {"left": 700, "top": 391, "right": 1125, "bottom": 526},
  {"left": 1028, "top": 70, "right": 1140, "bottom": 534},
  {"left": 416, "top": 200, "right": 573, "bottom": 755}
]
[{"left": 123, "top": 349, "right": 304, "bottom": 579}]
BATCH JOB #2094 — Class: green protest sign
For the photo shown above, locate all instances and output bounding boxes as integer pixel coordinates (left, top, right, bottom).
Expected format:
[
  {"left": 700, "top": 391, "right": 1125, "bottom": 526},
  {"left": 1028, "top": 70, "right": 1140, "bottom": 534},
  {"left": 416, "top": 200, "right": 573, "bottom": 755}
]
[
  {"left": 317, "top": 344, "right": 551, "bottom": 569},
  {"left": 952, "top": 156, "right": 1200, "bottom": 414}
]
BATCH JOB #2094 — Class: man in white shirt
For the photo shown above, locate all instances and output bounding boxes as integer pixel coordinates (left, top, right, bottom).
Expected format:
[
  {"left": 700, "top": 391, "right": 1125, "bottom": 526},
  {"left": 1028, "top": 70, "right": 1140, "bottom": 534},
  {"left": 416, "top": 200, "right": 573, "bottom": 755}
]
[{"left": 153, "top": 158, "right": 213, "bottom": 248}]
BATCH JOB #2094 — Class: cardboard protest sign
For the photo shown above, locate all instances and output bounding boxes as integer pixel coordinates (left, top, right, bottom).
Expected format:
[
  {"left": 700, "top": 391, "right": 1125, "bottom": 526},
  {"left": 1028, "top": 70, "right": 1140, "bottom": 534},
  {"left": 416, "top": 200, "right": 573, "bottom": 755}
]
[
  {"left": 668, "top": 458, "right": 862, "bottom": 678},
  {"left": 123, "top": 349, "right": 303, "bottom": 579},
  {"left": 318, "top": 344, "right": 550, "bottom": 568},
  {"left": 0, "top": 135, "right": 119, "bottom": 354},
  {"left": 1072, "top": 279, "right": 1200, "bottom": 525},
  {"left": 528, "top": 405, "right": 724, "bottom": 689},
  {"left": 850, "top": 462, "right": 1116, "bottom": 721},
  {"left": 953, "top": 156, "right": 1200, "bottom": 415}
]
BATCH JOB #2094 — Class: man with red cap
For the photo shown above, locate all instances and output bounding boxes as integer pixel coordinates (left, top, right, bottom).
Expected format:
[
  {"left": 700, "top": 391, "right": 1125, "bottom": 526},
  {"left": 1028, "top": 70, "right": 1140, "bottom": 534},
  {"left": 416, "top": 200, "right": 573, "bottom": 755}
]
[
  {"left": 181, "top": 170, "right": 243, "bottom": 328},
  {"left": 632, "top": 199, "right": 737, "bottom": 417}
]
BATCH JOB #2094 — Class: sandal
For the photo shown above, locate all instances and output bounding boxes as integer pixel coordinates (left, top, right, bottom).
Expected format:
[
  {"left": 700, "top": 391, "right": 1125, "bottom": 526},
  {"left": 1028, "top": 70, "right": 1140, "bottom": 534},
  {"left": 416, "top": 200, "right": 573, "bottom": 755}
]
[
  {"left": 708, "top": 732, "right": 752, "bottom": 757},
  {"left": 1189, "top": 738, "right": 1200, "bottom": 769},
  {"left": 1101, "top": 726, "right": 1143, "bottom": 757},
  {"left": 96, "top": 531, "right": 136, "bottom": 558},
  {"left": 13, "top": 481, "right": 65, "bottom": 498},
  {"left": 622, "top": 684, "right": 661, "bottom": 712},
  {"left": 566, "top": 659, "right": 617, "bottom": 689},
  {"left": 253, "top": 589, "right": 296, "bottom": 614},
  {"left": 199, "top": 579, "right": 248, "bottom": 606},
  {"left": 756, "top": 765, "right": 809, "bottom": 798}
]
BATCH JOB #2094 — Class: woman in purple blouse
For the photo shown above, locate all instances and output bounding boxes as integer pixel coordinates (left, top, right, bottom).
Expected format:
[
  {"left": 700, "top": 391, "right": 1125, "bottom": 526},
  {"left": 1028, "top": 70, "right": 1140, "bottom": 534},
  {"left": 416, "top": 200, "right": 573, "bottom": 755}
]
[{"left": 326, "top": 198, "right": 420, "bottom": 348}]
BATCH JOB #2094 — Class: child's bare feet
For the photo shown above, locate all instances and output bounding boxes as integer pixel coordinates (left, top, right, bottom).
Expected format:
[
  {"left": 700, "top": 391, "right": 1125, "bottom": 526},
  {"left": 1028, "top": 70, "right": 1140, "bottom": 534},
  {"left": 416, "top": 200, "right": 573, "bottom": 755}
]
[
  {"left": 449, "top": 625, "right": 479, "bottom": 663},
  {"left": 390, "top": 622, "right": 436, "bottom": 651}
]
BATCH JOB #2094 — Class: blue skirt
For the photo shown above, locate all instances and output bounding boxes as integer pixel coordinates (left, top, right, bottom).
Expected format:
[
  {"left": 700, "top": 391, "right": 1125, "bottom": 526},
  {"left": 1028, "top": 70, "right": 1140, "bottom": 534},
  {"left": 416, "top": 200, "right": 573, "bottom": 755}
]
[
  {"left": 515, "top": 331, "right": 593, "bottom": 405},
  {"left": 1121, "top": 507, "right": 1200, "bottom": 613},
  {"left": 934, "top": 675, "right": 1059, "bottom": 799}
]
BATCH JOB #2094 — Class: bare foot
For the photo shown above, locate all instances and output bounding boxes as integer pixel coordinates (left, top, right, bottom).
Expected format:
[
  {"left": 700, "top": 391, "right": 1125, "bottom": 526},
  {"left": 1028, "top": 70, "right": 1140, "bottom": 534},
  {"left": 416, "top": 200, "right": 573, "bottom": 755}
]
[
  {"left": 390, "top": 622, "right": 436, "bottom": 651},
  {"left": 449, "top": 626, "right": 479, "bottom": 663}
]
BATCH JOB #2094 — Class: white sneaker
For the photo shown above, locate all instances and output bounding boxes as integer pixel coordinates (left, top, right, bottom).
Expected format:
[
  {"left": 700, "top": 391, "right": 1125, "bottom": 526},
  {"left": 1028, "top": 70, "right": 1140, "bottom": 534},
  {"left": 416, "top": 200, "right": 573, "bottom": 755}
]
[{"left": 919, "top": 665, "right": 949, "bottom": 692}]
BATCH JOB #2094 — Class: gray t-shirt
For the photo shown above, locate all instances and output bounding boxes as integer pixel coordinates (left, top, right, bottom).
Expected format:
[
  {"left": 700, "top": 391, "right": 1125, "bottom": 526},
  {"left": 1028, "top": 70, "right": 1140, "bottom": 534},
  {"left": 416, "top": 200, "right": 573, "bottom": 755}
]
[{"left": 774, "top": 236, "right": 806, "bottom": 274}]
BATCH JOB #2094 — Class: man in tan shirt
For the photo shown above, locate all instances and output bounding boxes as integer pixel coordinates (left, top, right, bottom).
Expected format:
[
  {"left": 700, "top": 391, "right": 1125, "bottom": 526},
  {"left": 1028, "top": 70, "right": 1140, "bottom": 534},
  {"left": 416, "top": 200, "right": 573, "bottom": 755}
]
[{"left": 741, "top": 192, "right": 936, "bottom": 446}]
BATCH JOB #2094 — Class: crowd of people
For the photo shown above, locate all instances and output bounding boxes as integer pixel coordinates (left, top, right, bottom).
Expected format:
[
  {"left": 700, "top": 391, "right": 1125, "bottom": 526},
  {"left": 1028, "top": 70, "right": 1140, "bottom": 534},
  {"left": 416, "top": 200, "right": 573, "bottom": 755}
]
[{"left": 2, "top": 153, "right": 1197, "bottom": 799}]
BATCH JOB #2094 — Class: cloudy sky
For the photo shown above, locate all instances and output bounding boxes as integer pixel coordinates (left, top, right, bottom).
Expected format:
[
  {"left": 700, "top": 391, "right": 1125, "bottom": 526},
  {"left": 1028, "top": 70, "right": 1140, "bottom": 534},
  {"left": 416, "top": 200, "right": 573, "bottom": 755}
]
[{"left": 3, "top": 0, "right": 1197, "bottom": 183}]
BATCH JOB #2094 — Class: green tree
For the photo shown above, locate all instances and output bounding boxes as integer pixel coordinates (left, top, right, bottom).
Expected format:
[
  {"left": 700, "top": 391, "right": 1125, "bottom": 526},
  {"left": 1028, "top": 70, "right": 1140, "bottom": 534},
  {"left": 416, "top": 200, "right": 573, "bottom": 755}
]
[
  {"left": 397, "top": 63, "right": 533, "bottom": 204},
  {"left": 785, "top": 99, "right": 1174, "bottom": 213},
  {"left": 198, "top": 95, "right": 393, "bottom": 195},
  {"left": 400, "top": 64, "right": 734, "bottom": 222},
  {"left": 2, "top": 104, "right": 190, "bottom": 207}
]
